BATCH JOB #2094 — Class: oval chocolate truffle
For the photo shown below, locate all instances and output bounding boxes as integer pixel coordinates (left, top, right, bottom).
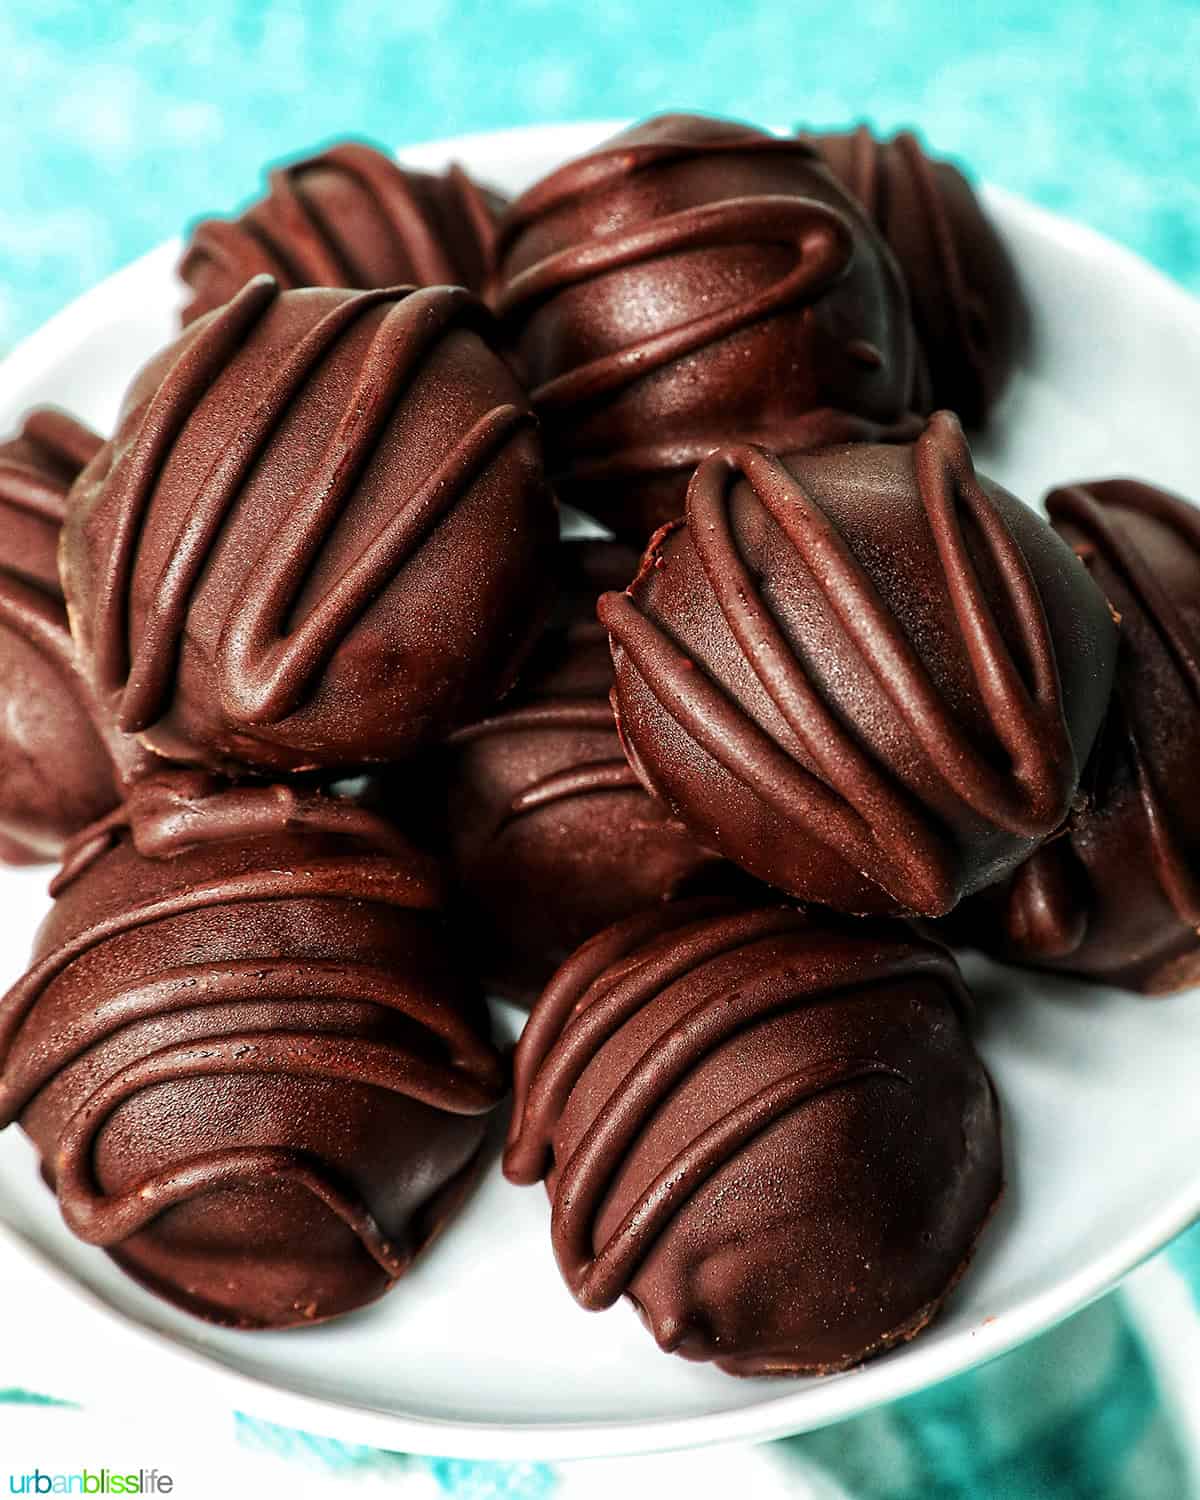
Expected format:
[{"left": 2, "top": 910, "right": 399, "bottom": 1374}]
[
  {"left": 804, "top": 126, "right": 1024, "bottom": 428},
  {"left": 504, "top": 899, "right": 1002, "bottom": 1375},
  {"left": 598, "top": 412, "right": 1117, "bottom": 918},
  {"left": 951, "top": 478, "right": 1200, "bottom": 993},
  {"left": 493, "top": 112, "right": 924, "bottom": 541},
  {"left": 445, "top": 540, "right": 741, "bottom": 1004},
  {"left": 180, "top": 139, "right": 507, "bottom": 324},
  {"left": 0, "top": 773, "right": 506, "bottom": 1329},
  {"left": 0, "top": 408, "right": 118, "bottom": 862},
  {"left": 62, "top": 276, "right": 558, "bottom": 776}
]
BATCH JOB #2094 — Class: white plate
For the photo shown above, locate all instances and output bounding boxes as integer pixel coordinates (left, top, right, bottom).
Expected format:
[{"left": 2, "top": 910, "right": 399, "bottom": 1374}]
[{"left": 0, "top": 123, "right": 1198, "bottom": 1463}]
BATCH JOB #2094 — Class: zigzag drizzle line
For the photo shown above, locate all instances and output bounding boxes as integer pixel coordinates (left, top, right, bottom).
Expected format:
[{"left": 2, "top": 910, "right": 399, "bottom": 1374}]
[
  {"left": 185, "top": 146, "right": 485, "bottom": 295},
  {"left": 86, "top": 276, "right": 525, "bottom": 734},
  {"left": 0, "top": 856, "right": 442, "bottom": 1066},
  {"left": 601, "top": 413, "right": 1071, "bottom": 913},
  {"left": 496, "top": 194, "right": 854, "bottom": 413},
  {"left": 509, "top": 910, "right": 959, "bottom": 1307},
  {"left": 1049, "top": 481, "right": 1200, "bottom": 928}
]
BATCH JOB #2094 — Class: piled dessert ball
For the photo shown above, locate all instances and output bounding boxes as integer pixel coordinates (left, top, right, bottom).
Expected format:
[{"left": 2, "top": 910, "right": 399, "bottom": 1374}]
[{"left": 0, "top": 114, "right": 1188, "bottom": 1376}]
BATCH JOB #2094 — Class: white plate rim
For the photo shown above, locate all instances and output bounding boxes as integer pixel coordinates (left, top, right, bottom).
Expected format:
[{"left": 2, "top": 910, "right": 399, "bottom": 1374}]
[{"left": 1, "top": 121, "right": 1199, "bottom": 1462}]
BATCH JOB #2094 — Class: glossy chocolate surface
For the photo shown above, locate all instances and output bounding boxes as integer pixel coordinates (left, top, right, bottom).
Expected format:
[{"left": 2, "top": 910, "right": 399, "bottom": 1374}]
[
  {"left": 0, "top": 774, "right": 506, "bottom": 1328},
  {"left": 494, "top": 113, "right": 924, "bottom": 540},
  {"left": 505, "top": 899, "right": 1002, "bottom": 1375},
  {"left": 180, "top": 140, "right": 506, "bottom": 324},
  {"left": 599, "top": 413, "right": 1117, "bottom": 916},
  {"left": 952, "top": 478, "right": 1200, "bottom": 992},
  {"left": 445, "top": 540, "right": 740, "bottom": 1004},
  {"left": 0, "top": 409, "right": 117, "bottom": 861},
  {"left": 63, "top": 277, "right": 558, "bottom": 775},
  {"left": 807, "top": 126, "right": 1024, "bottom": 427}
]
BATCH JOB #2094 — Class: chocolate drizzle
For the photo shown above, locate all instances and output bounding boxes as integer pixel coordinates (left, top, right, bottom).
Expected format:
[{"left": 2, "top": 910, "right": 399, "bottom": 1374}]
[
  {"left": 97, "top": 278, "right": 529, "bottom": 732},
  {"left": 493, "top": 114, "right": 924, "bottom": 540},
  {"left": 180, "top": 142, "right": 505, "bottom": 323},
  {"left": 1053, "top": 483, "right": 1200, "bottom": 933},
  {"left": 0, "top": 410, "right": 118, "bottom": 861},
  {"left": 956, "top": 478, "right": 1200, "bottom": 990},
  {"left": 504, "top": 900, "right": 1001, "bottom": 1374},
  {"left": 0, "top": 409, "right": 101, "bottom": 532},
  {"left": 443, "top": 540, "right": 734, "bottom": 1004},
  {"left": 66, "top": 276, "right": 556, "bottom": 772},
  {"left": 498, "top": 193, "right": 855, "bottom": 411},
  {"left": 0, "top": 781, "right": 504, "bottom": 1325},
  {"left": 600, "top": 413, "right": 1108, "bottom": 916},
  {"left": 450, "top": 700, "right": 640, "bottom": 825},
  {"left": 806, "top": 124, "right": 1023, "bottom": 426}
]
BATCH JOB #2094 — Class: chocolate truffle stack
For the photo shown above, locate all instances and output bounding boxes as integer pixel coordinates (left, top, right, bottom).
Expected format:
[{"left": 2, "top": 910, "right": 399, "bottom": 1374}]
[
  {"left": 0, "top": 111, "right": 1188, "bottom": 1379},
  {"left": 2, "top": 269, "right": 558, "bottom": 1324}
]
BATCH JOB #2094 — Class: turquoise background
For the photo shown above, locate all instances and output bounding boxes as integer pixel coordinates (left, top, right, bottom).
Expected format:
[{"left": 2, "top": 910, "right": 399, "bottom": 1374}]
[{"left": 1, "top": 0, "right": 1198, "bottom": 350}]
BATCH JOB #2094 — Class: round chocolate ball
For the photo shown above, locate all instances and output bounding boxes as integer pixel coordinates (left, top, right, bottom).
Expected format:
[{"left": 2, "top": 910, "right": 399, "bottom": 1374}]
[
  {"left": 504, "top": 899, "right": 1002, "bottom": 1375},
  {"left": 494, "top": 112, "right": 924, "bottom": 541},
  {"left": 445, "top": 540, "right": 742, "bottom": 1004},
  {"left": 805, "top": 125, "right": 1025, "bottom": 427},
  {"left": 0, "top": 773, "right": 506, "bottom": 1329},
  {"left": 598, "top": 412, "right": 1117, "bottom": 917},
  {"left": 63, "top": 276, "right": 558, "bottom": 776},
  {"left": 180, "top": 139, "right": 507, "bottom": 324},
  {"left": 0, "top": 408, "right": 118, "bottom": 862},
  {"left": 951, "top": 478, "right": 1200, "bottom": 993}
]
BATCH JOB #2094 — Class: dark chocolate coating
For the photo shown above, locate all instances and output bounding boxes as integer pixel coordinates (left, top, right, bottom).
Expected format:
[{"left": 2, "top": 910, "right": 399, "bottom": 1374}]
[
  {"left": 504, "top": 899, "right": 1002, "bottom": 1375},
  {"left": 180, "top": 140, "right": 507, "bottom": 324},
  {"left": 0, "top": 409, "right": 118, "bottom": 861},
  {"left": 444, "top": 541, "right": 741, "bottom": 1004},
  {"left": 951, "top": 479, "right": 1200, "bottom": 993},
  {"left": 62, "top": 276, "right": 558, "bottom": 775},
  {"left": 0, "top": 774, "right": 506, "bottom": 1329},
  {"left": 805, "top": 126, "right": 1024, "bottom": 427},
  {"left": 494, "top": 113, "right": 924, "bottom": 541},
  {"left": 599, "top": 413, "right": 1117, "bottom": 917}
]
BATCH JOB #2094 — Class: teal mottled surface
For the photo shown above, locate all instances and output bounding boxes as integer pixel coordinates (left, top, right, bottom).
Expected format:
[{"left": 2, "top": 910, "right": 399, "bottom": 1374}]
[{"left": 0, "top": 0, "right": 1197, "bottom": 347}]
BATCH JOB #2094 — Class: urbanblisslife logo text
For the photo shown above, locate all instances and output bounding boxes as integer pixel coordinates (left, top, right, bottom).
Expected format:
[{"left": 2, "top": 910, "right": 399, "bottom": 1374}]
[{"left": 7, "top": 1472, "right": 173, "bottom": 1495}]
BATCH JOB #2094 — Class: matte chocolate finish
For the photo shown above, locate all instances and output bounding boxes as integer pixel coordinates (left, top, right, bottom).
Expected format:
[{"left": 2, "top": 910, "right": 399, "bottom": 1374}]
[
  {"left": 0, "top": 774, "right": 506, "bottom": 1329},
  {"left": 63, "top": 276, "right": 558, "bottom": 775},
  {"left": 180, "top": 140, "right": 506, "bottom": 324},
  {"left": 445, "top": 540, "right": 741, "bottom": 1004},
  {"left": 0, "top": 409, "right": 117, "bottom": 862},
  {"left": 494, "top": 113, "right": 924, "bottom": 541},
  {"left": 599, "top": 413, "right": 1117, "bottom": 917},
  {"left": 806, "top": 127, "right": 1023, "bottom": 428},
  {"left": 952, "top": 479, "right": 1200, "bottom": 992},
  {"left": 504, "top": 899, "right": 1002, "bottom": 1375}
]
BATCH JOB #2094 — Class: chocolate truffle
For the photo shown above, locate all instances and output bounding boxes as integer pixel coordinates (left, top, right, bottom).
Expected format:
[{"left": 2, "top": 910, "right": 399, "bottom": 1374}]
[
  {"left": 0, "top": 773, "right": 506, "bottom": 1329},
  {"left": 0, "top": 408, "right": 118, "bottom": 862},
  {"left": 180, "top": 140, "right": 506, "bottom": 324},
  {"left": 493, "top": 113, "right": 924, "bottom": 541},
  {"left": 599, "top": 412, "right": 1117, "bottom": 917},
  {"left": 504, "top": 899, "right": 1002, "bottom": 1375},
  {"left": 951, "top": 479, "right": 1200, "bottom": 993},
  {"left": 445, "top": 540, "right": 739, "bottom": 1004},
  {"left": 804, "top": 125, "right": 1024, "bottom": 427},
  {"left": 63, "top": 275, "right": 558, "bottom": 775}
]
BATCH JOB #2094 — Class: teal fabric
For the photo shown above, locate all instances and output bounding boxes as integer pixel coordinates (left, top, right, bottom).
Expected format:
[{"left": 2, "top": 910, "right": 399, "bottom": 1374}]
[
  {"left": 0, "top": 1, "right": 1198, "bottom": 349},
  {"left": 213, "top": 1285, "right": 1196, "bottom": 1496},
  {"left": 1170, "top": 1222, "right": 1200, "bottom": 1293}
]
